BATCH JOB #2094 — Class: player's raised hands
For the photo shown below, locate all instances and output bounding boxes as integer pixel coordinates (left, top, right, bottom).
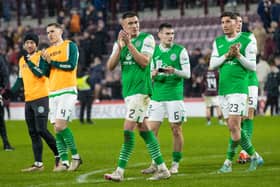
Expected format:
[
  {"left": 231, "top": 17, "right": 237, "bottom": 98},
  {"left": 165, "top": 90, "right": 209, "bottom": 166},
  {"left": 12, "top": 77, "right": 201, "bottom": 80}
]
[
  {"left": 119, "top": 30, "right": 131, "bottom": 45},
  {"left": 41, "top": 49, "right": 51, "bottom": 63},
  {"left": 117, "top": 31, "right": 126, "bottom": 49}
]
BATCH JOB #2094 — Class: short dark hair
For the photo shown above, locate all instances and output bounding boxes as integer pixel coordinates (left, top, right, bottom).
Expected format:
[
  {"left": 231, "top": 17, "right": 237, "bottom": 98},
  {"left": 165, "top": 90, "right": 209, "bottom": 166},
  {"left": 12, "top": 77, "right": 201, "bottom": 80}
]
[
  {"left": 158, "top": 23, "right": 173, "bottom": 32},
  {"left": 233, "top": 12, "right": 241, "bottom": 17},
  {"left": 122, "top": 11, "right": 137, "bottom": 19},
  {"left": 220, "top": 11, "right": 237, "bottom": 19},
  {"left": 46, "top": 23, "right": 63, "bottom": 30}
]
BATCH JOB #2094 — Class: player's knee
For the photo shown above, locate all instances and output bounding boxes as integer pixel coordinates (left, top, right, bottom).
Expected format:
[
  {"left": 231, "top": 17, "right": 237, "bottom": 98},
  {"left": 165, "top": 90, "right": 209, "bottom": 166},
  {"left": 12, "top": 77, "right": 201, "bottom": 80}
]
[{"left": 171, "top": 125, "right": 182, "bottom": 137}]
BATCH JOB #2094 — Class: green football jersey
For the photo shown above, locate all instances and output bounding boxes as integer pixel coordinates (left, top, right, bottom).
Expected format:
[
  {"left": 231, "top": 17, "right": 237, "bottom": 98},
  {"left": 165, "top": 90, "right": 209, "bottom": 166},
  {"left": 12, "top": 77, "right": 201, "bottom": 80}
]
[
  {"left": 119, "top": 32, "right": 153, "bottom": 98},
  {"left": 215, "top": 33, "right": 252, "bottom": 95},
  {"left": 151, "top": 44, "right": 185, "bottom": 101},
  {"left": 248, "top": 71, "right": 259, "bottom": 86}
]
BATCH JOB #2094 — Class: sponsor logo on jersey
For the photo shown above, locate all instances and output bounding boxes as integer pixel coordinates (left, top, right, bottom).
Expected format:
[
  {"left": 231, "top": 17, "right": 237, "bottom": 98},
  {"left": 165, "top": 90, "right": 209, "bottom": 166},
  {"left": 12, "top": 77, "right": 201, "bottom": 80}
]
[{"left": 225, "top": 60, "right": 237, "bottom": 65}]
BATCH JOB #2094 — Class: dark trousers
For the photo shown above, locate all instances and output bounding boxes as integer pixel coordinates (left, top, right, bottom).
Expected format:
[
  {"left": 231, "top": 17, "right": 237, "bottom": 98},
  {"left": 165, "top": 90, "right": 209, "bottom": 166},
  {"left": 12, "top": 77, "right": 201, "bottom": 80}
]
[
  {"left": 25, "top": 97, "right": 58, "bottom": 162},
  {"left": 0, "top": 104, "right": 11, "bottom": 148},
  {"left": 264, "top": 96, "right": 279, "bottom": 115},
  {"left": 78, "top": 91, "right": 93, "bottom": 122}
]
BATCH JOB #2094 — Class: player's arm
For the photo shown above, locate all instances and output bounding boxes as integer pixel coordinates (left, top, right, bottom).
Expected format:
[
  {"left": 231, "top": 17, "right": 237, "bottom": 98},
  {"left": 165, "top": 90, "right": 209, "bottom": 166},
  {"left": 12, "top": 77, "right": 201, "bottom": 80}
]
[
  {"left": 174, "top": 48, "right": 191, "bottom": 79},
  {"left": 107, "top": 42, "right": 122, "bottom": 71},
  {"left": 128, "top": 34, "right": 155, "bottom": 68},
  {"left": 25, "top": 57, "right": 50, "bottom": 77},
  {"left": 11, "top": 68, "right": 23, "bottom": 93},
  {"left": 209, "top": 41, "right": 226, "bottom": 70},
  {"left": 236, "top": 39, "right": 257, "bottom": 71},
  {"left": 49, "top": 42, "right": 78, "bottom": 70}
]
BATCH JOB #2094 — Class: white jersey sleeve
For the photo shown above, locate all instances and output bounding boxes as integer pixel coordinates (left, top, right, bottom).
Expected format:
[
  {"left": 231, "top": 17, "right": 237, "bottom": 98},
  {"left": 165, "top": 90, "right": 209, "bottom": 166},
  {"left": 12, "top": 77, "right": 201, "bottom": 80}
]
[
  {"left": 141, "top": 34, "right": 155, "bottom": 57},
  {"left": 174, "top": 48, "right": 191, "bottom": 79},
  {"left": 239, "top": 37, "right": 257, "bottom": 71},
  {"left": 209, "top": 40, "right": 226, "bottom": 70},
  {"left": 109, "top": 42, "right": 119, "bottom": 59}
]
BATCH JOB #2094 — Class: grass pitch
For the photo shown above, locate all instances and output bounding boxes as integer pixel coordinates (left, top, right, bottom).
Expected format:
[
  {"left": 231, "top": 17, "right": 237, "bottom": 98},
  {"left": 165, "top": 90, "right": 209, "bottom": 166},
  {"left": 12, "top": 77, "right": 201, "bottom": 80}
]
[{"left": 0, "top": 116, "right": 279, "bottom": 187}]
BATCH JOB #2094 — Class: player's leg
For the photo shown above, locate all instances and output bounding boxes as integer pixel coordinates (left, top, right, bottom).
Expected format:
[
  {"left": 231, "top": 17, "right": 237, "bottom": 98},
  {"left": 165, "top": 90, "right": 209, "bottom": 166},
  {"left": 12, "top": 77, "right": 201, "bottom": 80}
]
[
  {"left": 141, "top": 121, "right": 161, "bottom": 174},
  {"left": 0, "top": 103, "right": 13, "bottom": 151},
  {"left": 79, "top": 98, "right": 86, "bottom": 124},
  {"left": 138, "top": 96, "right": 170, "bottom": 180},
  {"left": 139, "top": 119, "right": 170, "bottom": 180},
  {"left": 141, "top": 100, "right": 163, "bottom": 174},
  {"left": 104, "top": 94, "right": 139, "bottom": 181},
  {"left": 34, "top": 97, "right": 59, "bottom": 168},
  {"left": 217, "top": 95, "right": 242, "bottom": 173},
  {"left": 238, "top": 86, "right": 263, "bottom": 164},
  {"left": 52, "top": 94, "right": 82, "bottom": 172},
  {"left": 22, "top": 101, "right": 44, "bottom": 172},
  {"left": 167, "top": 101, "right": 185, "bottom": 174},
  {"left": 204, "top": 97, "right": 212, "bottom": 125},
  {"left": 213, "top": 96, "right": 224, "bottom": 125},
  {"left": 86, "top": 95, "right": 94, "bottom": 124}
]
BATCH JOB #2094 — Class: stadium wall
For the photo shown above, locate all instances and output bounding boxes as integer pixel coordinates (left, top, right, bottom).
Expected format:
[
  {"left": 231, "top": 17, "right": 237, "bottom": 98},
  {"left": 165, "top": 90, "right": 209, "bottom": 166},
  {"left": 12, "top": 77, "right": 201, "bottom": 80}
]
[{"left": 6, "top": 98, "right": 206, "bottom": 120}]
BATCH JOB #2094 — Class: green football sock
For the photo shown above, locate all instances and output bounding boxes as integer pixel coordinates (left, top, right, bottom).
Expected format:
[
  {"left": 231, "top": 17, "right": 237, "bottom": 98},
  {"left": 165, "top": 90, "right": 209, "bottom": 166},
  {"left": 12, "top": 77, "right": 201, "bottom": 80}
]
[
  {"left": 226, "top": 138, "right": 239, "bottom": 161},
  {"left": 242, "top": 119, "right": 253, "bottom": 140},
  {"left": 55, "top": 132, "right": 68, "bottom": 162},
  {"left": 118, "top": 130, "right": 135, "bottom": 169},
  {"left": 60, "top": 127, "right": 78, "bottom": 155},
  {"left": 240, "top": 129, "right": 255, "bottom": 156},
  {"left": 172, "top": 152, "right": 182, "bottom": 163},
  {"left": 139, "top": 131, "right": 164, "bottom": 165}
]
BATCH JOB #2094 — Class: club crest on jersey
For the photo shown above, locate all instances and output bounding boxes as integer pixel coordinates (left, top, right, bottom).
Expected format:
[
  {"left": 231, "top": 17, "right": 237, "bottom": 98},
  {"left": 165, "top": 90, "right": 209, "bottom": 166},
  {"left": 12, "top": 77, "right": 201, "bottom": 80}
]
[
  {"left": 170, "top": 53, "right": 177, "bottom": 61},
  {"left": 135, "top": 40, "right": 142, "bottom": 48},
  {"left": 37, "top": 106, "right": 45, "bottom": 113},
  {"left": 125, "top": 53, "right": 132, "bottom": 61}
]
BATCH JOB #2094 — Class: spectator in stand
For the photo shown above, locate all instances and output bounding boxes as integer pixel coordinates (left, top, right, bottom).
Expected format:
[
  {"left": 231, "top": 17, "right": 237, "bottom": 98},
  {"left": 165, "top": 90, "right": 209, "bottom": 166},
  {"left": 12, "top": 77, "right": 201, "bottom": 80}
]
[
  {"left": 69, "top": 9, "right": 81, "bottom": 36},
  {"left": 7, "top": 44, "right": 21, "bottom": 65},
  {"left": 57, "top": 10, "right": 66, "bottom": 25},
  {"left": 257, "top": 54, "right": 271, "bottom": 96},
  {"left": 92, "top": 19, "right": 110, "bottom": 57},
  {"left": 80, "top": 31, "right": 94, "bottom": 66},
  {"left": 241, "top": 16, "right": 251, "bottom": 32},
  {"left": 82, "top": 4, "right": 98, "bottom": 29},
  {"left": 257, "top": 0, "right": 272, "bottom": 32},
  {"left": 275, "top": 54, "right": 280, "bottom": 70},
  {"left": 104, "top": 72, "right": 122, "bottom": 100},
  {"left": 253, "top": 21, "right": 267, "bottom": 55},
  {"left": 192, "top": 57, "right": 208, "bottom": 97},
  {"left": 189, "top": 48, "right": 202, "bottom": 70},
  {"left": 263, "top": 26, "right": 276, "bottom": 59},
  {"left": 271, "top": 0, "right": 280, "bottom": 23},
  {"left": 2, "top": 0, "right": 11, "bottom": 22},
  {"left": 264, "top": 58, "right": 280, "bottom": 115},
  {"left": 273, "top": 23, "right": 280, "bottom": 54},
  {"left": 89, "top": 56, "right": 104, "bottom": 103}
]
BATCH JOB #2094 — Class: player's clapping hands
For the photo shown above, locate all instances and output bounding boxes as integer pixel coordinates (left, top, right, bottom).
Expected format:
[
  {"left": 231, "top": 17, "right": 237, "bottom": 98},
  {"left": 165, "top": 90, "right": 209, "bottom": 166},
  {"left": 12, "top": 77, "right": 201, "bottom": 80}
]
[
  {"left": 41, "top": 49, "right": 51, "bottom": 63},
  {"left": 226, "top": 43, "right": 241, "bottom": 59},
  {"left": 119, "top": 30, "right": 131, "bottom": 46}
]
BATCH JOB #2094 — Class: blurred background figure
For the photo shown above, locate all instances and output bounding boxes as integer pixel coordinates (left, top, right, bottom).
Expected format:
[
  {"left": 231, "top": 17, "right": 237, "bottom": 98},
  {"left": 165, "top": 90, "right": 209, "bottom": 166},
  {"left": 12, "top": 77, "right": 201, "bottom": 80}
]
[
  {"left": 89, "top": 56, "right": 105, "bottom": 103},
  {"left": 0, "top": 48, "right": 13, "bottom": 151},
  {"left": 77, "top": 68, "right": 94, "bottom": 124},
  {"left": 264, "top": 56, "right": 280, "bottom": 116}
]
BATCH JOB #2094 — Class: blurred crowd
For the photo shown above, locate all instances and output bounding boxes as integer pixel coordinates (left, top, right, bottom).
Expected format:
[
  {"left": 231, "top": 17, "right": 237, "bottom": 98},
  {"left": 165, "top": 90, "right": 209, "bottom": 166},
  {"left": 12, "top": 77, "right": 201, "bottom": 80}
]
[{"left": 0, "top": 0, "right": 279, "bottom": 115}]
